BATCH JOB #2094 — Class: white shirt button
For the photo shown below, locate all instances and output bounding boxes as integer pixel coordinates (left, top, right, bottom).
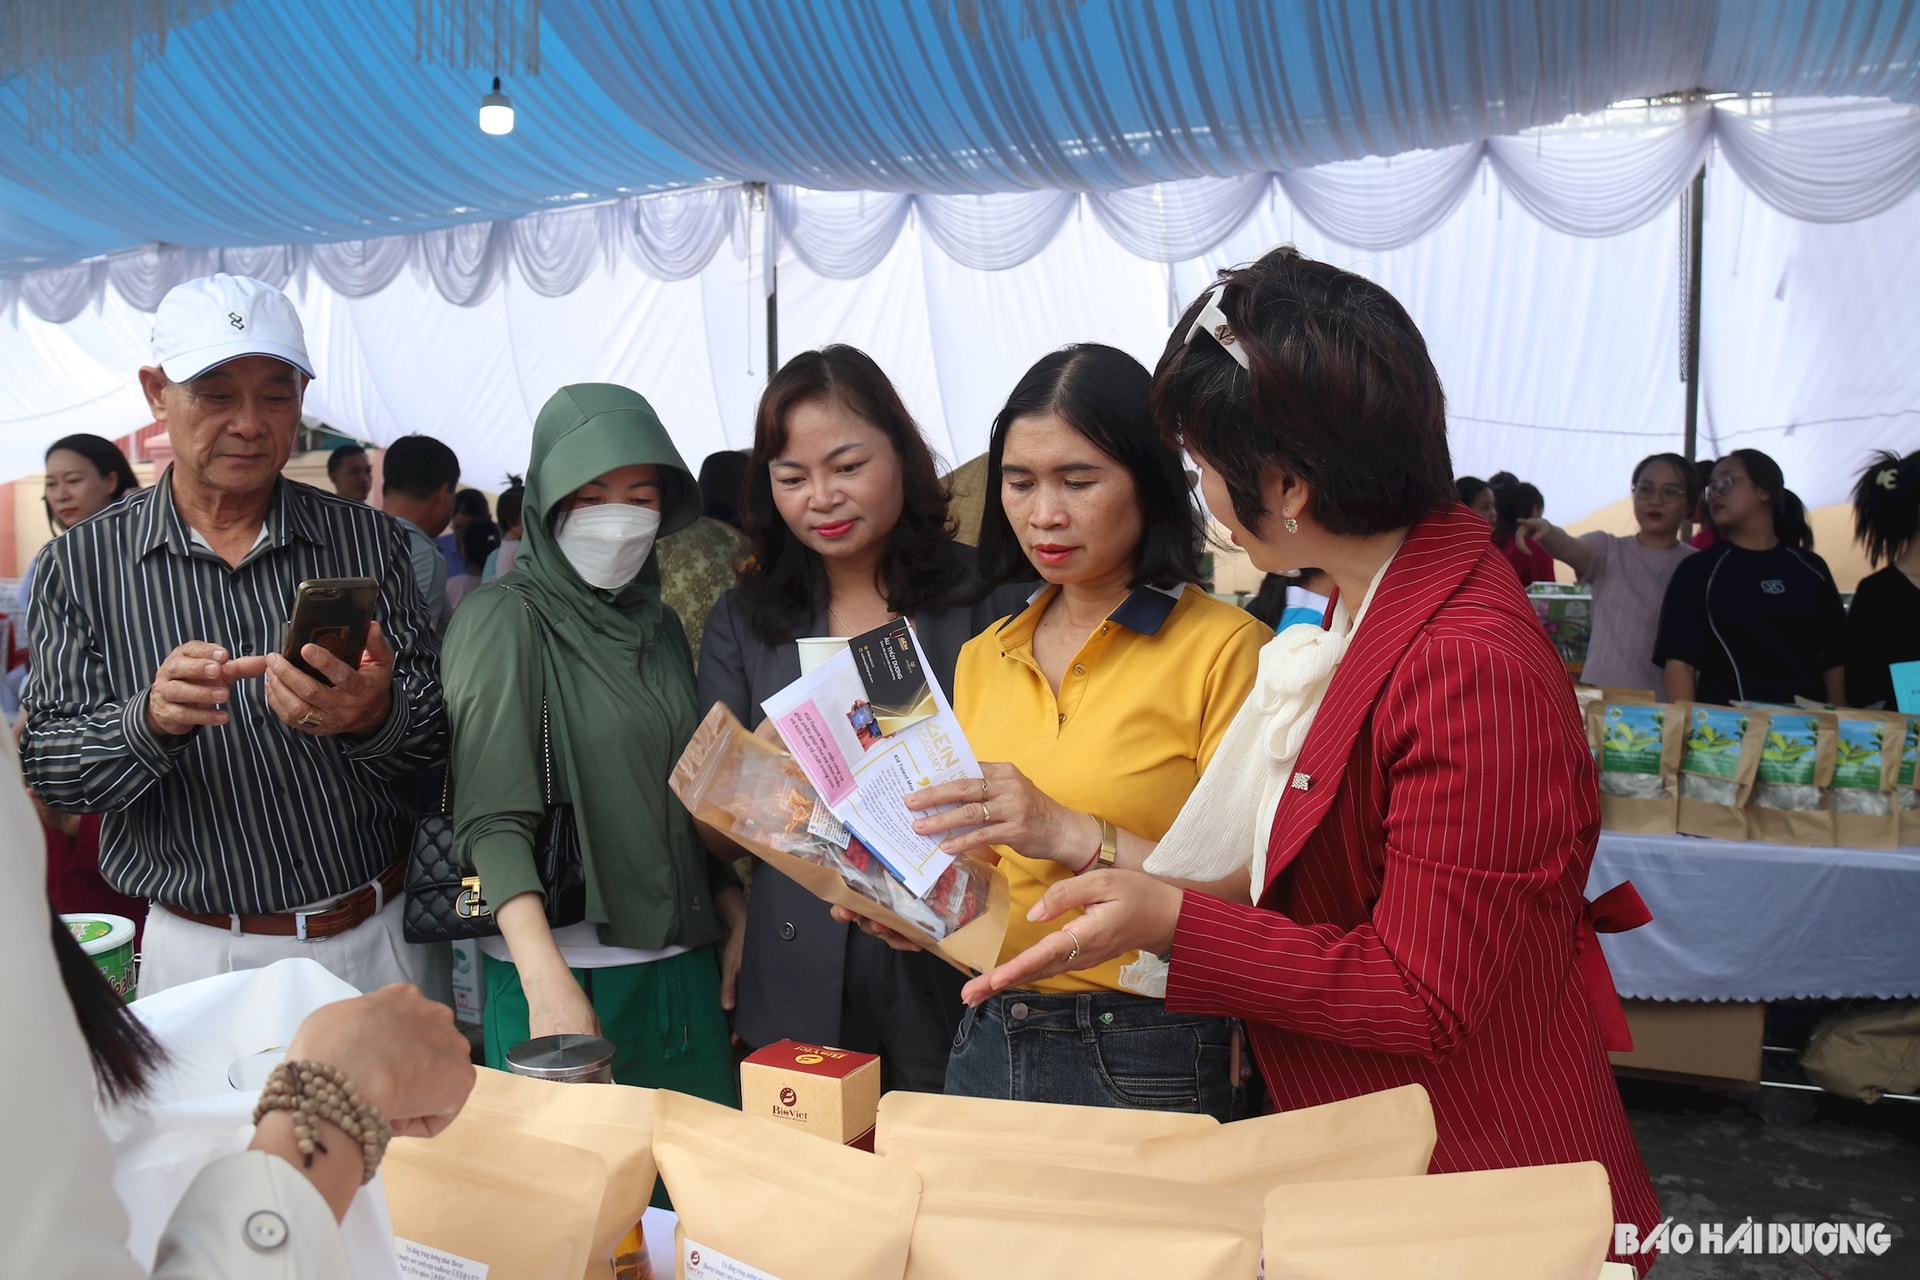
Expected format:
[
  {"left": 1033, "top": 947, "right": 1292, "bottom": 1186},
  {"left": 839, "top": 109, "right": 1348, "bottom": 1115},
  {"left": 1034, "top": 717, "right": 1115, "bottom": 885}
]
[{"left": 245, "top": 1210, "right": 289, "bottom": 1252}]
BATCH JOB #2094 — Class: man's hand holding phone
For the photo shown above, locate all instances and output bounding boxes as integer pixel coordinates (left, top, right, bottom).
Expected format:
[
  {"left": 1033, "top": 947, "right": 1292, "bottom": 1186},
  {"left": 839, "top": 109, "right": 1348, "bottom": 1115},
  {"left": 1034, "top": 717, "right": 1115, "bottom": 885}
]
[
  {"left": 262, "top": 621, "right": 396, "bottom": 737},
  {"left": 145, "top": 642, "right": 247, "bottom": 739}
]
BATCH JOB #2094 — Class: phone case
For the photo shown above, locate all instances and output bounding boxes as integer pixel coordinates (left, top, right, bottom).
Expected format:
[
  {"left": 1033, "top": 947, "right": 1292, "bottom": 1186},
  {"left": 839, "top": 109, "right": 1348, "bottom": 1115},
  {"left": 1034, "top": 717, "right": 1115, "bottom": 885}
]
[{"left": 285, "top": 577, "right": 380, "bottom": 685}]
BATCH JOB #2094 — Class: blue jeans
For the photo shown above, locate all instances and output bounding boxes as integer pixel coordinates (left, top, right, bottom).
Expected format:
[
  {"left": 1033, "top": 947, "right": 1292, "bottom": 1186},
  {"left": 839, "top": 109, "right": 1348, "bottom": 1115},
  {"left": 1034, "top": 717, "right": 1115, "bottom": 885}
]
[{"left": 945, "top": 989, "right": 1242, "bottom": 1122}]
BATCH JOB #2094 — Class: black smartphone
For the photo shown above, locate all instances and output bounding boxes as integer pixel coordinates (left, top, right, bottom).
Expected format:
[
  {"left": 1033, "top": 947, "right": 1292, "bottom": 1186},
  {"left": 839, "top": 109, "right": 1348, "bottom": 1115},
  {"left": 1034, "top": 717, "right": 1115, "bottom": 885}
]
[{"left": 284, "top": 578, "right": 380, "bottom": 686}]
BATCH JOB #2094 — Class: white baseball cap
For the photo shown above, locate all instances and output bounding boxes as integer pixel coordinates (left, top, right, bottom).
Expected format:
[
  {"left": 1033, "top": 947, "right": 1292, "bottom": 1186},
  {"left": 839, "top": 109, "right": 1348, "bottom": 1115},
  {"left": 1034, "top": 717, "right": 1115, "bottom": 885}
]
[{"left": 150, "top": 273, "right": 316, "bottom": 383}]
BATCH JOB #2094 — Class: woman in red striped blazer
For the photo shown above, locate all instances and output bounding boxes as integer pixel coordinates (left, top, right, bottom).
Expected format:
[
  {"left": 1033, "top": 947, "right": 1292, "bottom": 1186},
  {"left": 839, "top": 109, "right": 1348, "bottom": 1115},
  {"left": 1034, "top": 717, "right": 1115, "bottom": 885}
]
[{"left": 965, "top": 248, "right": 1660, "bottom": 1269}]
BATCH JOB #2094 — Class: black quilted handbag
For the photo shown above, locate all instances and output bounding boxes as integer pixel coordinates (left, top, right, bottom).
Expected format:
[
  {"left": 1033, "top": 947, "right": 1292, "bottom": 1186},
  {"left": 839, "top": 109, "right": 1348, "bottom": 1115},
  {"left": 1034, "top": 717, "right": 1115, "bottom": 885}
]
[{"left": 403, "top": 697, "right": 584, "bottom": 943}]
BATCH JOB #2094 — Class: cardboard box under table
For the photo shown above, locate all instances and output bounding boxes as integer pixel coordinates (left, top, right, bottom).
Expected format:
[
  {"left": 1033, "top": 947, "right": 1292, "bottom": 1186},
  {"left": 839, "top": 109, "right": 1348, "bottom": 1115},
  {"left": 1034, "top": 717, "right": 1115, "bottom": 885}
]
[{"left": 741, "top": 1039, "right": 881, "bottom": 1149}]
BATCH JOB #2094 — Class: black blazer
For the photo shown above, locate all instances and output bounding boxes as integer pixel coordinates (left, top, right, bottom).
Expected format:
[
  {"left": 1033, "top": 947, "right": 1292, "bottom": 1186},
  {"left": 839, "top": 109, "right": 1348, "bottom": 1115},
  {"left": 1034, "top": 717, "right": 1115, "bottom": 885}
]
[{"left": 696, "top": 548, "right": 1031, "bottom": 1050}]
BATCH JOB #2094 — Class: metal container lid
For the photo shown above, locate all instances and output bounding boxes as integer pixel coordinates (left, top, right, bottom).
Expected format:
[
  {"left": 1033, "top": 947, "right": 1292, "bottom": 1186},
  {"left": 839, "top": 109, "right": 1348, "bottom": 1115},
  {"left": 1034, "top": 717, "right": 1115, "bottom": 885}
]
[{"left": 504, "top": 1033, "right": 616, "bottom": 1081}]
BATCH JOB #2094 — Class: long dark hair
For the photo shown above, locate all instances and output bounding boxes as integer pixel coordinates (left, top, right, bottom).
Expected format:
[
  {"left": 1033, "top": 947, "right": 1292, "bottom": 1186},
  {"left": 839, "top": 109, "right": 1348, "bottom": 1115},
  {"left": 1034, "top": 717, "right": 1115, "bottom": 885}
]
[
  {"left": 496, "top": 474, "right": 526, "bottom": 533},
  {"left": 52, "top": 911, "right": 163, "bottom": 1101},
  {"left": 1245, "top": 574, "right": 1290, "bottom": 627},
  {"left": 1727, "top": 448, "right": 1813, "bottom": 550},
  {"left": 1487, "top": 472, "right": 1543, "bottom": 543},
  {"left": 977, "top": 344, "right": 1202, "bottom": 589},
  {"left": 1851, "top": 449, "right": 1920, "bottom": 568},
  {"left": 738, "top": 346, "right": 966, "bottom": 645},
  {"left": 44, "top": 434, "right": 139, "bottom": 530},
  {"left": 1454, "top": 475, "right": 1491, "bottom": 507}
]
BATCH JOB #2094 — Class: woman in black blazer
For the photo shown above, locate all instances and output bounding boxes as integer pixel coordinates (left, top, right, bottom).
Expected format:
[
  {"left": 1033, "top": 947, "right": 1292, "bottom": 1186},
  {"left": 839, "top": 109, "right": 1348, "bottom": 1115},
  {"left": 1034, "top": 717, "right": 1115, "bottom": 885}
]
[{"left": 698, "top": 345, "right": 1027, "bottom": 1091}]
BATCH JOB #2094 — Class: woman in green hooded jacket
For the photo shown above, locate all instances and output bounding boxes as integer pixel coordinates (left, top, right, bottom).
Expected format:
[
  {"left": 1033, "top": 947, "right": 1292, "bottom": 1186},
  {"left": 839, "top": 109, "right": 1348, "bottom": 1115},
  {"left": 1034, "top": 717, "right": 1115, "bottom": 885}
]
[{"left": 442, "top": 383, "right": 742, "bottom": 1104}]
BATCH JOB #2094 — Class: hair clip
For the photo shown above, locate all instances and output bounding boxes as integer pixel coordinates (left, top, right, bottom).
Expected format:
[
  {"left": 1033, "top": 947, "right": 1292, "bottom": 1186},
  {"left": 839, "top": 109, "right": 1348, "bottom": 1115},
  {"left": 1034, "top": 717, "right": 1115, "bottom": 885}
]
[
  {"left": 1877, "top": 467, "right": 1900, "bottom": 491},
  {"left": 1184, "top": 285, "right": 1251, "bottom": 371}
]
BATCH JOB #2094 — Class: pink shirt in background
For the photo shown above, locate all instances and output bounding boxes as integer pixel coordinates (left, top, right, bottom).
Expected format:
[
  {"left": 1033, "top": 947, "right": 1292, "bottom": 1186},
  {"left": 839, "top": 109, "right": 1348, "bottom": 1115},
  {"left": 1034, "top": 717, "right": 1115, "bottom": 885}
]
[{"left": 1576, "top": 532, "right": 1695, "bottom": 693}]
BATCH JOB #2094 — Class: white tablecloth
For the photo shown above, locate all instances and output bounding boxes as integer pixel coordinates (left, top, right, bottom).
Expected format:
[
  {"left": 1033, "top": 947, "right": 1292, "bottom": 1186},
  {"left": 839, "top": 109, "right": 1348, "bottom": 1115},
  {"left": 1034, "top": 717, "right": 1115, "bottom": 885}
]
[{"left": 1587, "top": 831, "right": 1920, "bottom": 1002}]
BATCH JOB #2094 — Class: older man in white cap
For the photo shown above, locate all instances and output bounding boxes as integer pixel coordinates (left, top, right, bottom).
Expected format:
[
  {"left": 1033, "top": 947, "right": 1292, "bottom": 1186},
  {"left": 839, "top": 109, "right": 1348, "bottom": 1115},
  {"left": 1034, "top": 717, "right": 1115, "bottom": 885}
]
[{"left": 22, "top": 274, "right": 448, "bottom": 997}]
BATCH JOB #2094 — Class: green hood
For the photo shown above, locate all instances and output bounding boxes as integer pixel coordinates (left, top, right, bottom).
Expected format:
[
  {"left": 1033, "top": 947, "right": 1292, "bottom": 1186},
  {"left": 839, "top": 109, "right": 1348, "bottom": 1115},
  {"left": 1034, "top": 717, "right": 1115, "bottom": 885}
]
[
  {"left": 442, "top": 383, "right": 727, "bottom": 951},
  {"left": 518, "top": 382, "right": 701, "bottom": 610}
]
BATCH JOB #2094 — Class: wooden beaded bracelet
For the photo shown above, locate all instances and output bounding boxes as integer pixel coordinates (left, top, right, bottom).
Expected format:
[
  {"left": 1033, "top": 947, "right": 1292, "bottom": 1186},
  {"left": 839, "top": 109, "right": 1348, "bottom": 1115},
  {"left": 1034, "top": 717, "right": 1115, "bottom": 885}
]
[{"left": 252, "top": 1059, "right": 393, "bottom": 1185}]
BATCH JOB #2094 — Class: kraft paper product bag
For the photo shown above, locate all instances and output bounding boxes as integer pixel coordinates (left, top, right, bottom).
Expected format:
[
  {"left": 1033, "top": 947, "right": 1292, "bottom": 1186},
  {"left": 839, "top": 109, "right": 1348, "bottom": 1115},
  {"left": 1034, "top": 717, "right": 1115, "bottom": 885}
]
[
  {"left": 895, "top": 1150, "right": 1260, "bottom": 1280},
  {"left": 672, "top": 704, "right": 1009, "bottom": 974},
  {"left": 1586, "top": 698, "right": 1683, "bottom": 834},
  {"left": 1129, "top": 1084, "right": 1436, "bottom": 1198},
  {"left": 443, "top": 1067, "right": 659, "bottom": 1279},
  {"left": 1262, "top": 1162, "right": 1614, "bottom": 1280},
  {"left": 874, "top": 1090, "right": 1217, "bottom": 1172},
  {"left": 654, "top": 1090, "right": 921, "bottom": 1280},
  {"left": 1749, "top": 708, "right": 1838, "bottom": 846},
  {"left": 1677, "top": 704, "right": 1768, "bottom": 840},
  {"left": 1829, "top": 710, "right": 1906, "bottom": 849},
  {"left": 384, "top": 1123, "right": 604, "bottom": 1280}
]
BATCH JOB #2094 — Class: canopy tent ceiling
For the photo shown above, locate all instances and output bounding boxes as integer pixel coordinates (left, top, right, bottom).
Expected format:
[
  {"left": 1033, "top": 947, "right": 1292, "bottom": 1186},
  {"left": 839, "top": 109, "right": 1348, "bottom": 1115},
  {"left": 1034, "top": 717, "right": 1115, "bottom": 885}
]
[
  {"left": 0, "top": 1, "right": 1916, "bottom": 534},
  {"left": 2, "top": 1, "right": 1920, "bottom": 272},
  {"left": 6, "top": 146, "right": 1916, "bottom": 535},
  {"left": 10, "top": 94, "right": 1915, "bottom": 326}
]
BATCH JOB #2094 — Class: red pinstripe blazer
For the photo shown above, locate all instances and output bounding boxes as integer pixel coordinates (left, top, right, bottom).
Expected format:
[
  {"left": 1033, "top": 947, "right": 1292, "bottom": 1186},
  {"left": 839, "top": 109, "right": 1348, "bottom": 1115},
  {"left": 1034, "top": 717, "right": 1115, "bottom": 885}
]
[{"left": 1166, "top": 505, "right": 1660, "bottom": 1261}]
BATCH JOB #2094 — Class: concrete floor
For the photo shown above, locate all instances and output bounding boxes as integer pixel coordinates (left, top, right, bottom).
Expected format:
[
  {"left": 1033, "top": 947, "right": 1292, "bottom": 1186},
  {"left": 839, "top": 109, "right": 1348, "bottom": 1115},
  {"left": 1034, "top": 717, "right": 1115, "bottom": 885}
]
[{"left": 1622, "top": 1077, "right": 1920, "bottom": 1277}]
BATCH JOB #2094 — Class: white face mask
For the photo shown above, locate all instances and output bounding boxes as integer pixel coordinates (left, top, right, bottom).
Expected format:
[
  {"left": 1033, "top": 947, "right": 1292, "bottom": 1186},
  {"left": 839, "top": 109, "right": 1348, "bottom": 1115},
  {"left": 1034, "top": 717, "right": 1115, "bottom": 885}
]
[{"left": 554, "top": 503, "right": 662, "bottom": 591}]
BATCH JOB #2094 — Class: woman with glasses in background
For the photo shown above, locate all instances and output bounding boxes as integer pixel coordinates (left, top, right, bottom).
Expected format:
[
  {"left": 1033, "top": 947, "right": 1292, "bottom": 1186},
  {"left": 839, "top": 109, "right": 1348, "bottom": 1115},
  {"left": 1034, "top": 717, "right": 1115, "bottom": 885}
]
[
  {"left": 1516, "top": 453, "right": 1698, "bottom": 693},
  {"left": 1654, "top": 449, "right": 1847, "bottom": 707}
]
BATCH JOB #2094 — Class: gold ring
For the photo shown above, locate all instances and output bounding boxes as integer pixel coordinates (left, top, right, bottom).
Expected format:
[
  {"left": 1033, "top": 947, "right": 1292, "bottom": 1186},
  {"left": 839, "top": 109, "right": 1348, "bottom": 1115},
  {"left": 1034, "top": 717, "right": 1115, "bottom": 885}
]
[
  {"left": 1061, "top": 926, "right": 1083, "bottom": 966},
  {"left": 979, "top": 776, "right": 989, "bottom": 801},
  {"left": 979, "top": 801, "right": 991, "bottom": 826},
  {"left": 299, "top": 709, "right": 324, "bottom": 728}
]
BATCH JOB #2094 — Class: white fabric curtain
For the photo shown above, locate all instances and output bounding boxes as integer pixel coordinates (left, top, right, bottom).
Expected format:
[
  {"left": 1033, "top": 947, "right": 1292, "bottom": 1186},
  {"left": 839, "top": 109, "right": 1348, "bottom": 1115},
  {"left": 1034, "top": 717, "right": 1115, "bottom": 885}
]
[
  {"left": 2, "top": 99, "right": 1917, "bottom": 534},
  {"left": 5, "top": 98, "right": 1917, "bottom": 323},
  {"left": 1486, "top": 103, "right": 1713, "bottom": 237},
  {"left": 1279, "top": 145, "right": 1484, "bottom": 253},
  {"left": 772, "top": 188, "right": 913, "bottom": 279},
  {"left": 1715, "top": 97, "right": 1920, "bottom": 223},
  {"left": 1087, "top": 174, "right": 1274, "bottom": 263},
  {"left": 917, "top": 191, "right": 1079, "bottom": 271},
  {"left": 2, "top": 151, "right": 1914, "bottom": 531}
]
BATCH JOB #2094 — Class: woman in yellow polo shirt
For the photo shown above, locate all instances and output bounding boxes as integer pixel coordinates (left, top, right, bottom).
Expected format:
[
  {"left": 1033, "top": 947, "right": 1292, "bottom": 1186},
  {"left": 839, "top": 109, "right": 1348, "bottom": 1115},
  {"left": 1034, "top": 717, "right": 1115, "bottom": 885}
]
[{"left": 905, "top": 343, "right": 1265, "bottom": 1119}]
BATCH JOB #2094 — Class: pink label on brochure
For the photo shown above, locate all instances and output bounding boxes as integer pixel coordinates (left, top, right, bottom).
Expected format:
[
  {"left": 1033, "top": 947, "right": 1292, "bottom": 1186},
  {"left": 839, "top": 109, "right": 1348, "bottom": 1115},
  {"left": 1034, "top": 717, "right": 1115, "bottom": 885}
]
[{"left": 777, "top": 702, "right": 856, "bottom": 804}]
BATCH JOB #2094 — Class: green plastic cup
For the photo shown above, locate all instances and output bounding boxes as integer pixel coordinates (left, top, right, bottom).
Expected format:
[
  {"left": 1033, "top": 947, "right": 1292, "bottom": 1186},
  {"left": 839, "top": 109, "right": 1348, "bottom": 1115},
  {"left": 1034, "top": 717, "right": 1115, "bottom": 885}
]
[{"left": 62, "top": 913, "right": 137, "bottom": 1000}]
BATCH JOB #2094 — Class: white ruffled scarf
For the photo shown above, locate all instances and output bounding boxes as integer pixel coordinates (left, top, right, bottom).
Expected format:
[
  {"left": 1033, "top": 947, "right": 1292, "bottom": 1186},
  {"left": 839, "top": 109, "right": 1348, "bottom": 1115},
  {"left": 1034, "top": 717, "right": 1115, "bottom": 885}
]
[{"left": 1120, "top": 550, "right": 1398, "bottom": 997}]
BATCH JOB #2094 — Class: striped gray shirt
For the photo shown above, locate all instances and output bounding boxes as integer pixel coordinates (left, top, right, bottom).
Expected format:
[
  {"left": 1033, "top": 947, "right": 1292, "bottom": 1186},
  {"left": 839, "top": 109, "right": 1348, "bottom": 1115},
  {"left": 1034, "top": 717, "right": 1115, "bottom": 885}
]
[{"left": 21, "top": 470, "right": 446, "bottom": 914}]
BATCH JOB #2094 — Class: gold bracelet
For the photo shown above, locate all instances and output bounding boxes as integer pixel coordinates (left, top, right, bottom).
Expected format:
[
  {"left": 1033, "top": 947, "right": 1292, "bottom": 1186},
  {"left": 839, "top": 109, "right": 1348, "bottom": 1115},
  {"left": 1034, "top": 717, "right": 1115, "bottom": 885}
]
[
  {"left": 252, "top": 1059, "right": 393, "bottom": 1185},
  {"left": 1095, "top": 816, "right": 1119, "bottom": 869}
]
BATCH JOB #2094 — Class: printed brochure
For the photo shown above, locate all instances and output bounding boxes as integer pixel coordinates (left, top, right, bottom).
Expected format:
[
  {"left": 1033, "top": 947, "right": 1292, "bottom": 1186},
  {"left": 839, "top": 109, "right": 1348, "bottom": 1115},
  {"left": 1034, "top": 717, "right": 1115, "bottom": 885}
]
[{"left": 760, "top": 619, "right": 981, "bottom": 897}]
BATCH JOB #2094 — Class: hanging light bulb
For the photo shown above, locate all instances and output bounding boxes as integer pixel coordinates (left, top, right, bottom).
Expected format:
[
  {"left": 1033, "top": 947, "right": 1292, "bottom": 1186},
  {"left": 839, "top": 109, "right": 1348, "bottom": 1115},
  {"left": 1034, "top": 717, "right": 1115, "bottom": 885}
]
[{"left": 479, "top": 76, "right": 514, "bottom": 135}]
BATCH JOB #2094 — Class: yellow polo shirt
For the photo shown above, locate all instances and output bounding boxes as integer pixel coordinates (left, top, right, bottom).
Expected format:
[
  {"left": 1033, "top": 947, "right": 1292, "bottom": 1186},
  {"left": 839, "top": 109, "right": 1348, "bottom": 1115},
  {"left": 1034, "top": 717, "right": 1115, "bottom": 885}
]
[{"left": 953, "top": 583, "right": 1266, "bottom": 994}]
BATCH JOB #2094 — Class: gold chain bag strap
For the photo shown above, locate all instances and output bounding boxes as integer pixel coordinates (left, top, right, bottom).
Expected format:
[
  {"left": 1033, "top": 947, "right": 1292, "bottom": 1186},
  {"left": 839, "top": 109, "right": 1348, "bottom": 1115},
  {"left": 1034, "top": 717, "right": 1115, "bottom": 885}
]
[{"left": 401, "top": 589, "right": 584, "bottom": 942}]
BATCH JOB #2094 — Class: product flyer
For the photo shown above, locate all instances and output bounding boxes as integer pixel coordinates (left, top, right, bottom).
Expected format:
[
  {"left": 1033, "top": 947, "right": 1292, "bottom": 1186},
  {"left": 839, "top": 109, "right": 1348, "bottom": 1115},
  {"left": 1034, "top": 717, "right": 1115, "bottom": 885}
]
[{"left": 760, "top": 620, "right": 982, "bottom": 897}]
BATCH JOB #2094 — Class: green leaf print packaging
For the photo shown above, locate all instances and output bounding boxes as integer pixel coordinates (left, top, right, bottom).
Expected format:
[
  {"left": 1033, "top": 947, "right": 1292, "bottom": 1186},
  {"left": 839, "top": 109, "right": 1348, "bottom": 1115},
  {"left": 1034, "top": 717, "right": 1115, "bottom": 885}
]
[
  {"left": 1899, "top": 716, "right": 1920, "bottom": 846},
  {"left": 1678, "top": 705, "right": 1768, "bottom": 841},
  {"left": 1584, "top": 698, "right": 1682, "bottom": 834},
  {"left": 1828, "top": 711, "right": 1904, "bottom": 849},
  {"left": 1750, "top": 710, "right": 1837, "bottom": 846}
]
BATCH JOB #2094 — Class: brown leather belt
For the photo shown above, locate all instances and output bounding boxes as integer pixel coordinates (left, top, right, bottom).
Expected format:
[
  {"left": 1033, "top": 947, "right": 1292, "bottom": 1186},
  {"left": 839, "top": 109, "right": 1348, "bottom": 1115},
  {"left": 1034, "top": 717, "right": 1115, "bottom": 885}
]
[{"left": 165, "top": 861, "right": 405, "bottom": 941}]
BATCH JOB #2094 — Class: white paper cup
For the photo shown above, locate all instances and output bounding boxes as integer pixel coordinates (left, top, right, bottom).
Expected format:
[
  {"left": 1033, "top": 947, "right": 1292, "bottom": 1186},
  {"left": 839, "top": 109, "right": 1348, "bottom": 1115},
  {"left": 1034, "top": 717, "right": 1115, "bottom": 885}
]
[{"left": 795, "top": 636, "right": 847, "bottom": 675}]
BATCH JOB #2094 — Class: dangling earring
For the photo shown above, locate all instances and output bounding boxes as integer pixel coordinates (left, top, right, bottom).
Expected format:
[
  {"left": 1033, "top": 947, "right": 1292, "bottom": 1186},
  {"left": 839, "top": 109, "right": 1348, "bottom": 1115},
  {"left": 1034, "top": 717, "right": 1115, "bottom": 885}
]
[{"left": 1283, "top": 511, "right": 1299, "bottom": 535}]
